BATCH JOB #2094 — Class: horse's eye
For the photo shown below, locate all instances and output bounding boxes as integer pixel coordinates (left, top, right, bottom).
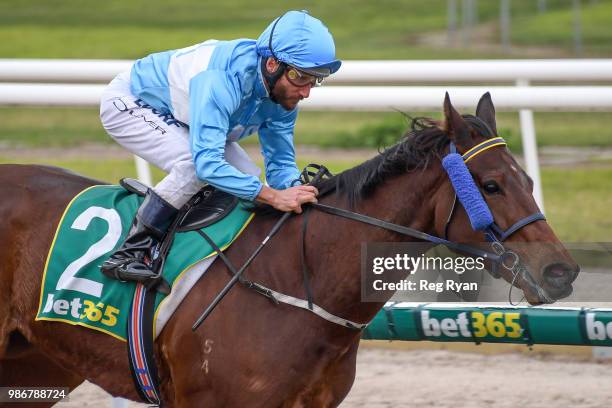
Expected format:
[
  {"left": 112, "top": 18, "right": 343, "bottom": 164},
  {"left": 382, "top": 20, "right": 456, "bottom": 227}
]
[{"left": 483, "top": 181, "right": 501, "bottom": 194}]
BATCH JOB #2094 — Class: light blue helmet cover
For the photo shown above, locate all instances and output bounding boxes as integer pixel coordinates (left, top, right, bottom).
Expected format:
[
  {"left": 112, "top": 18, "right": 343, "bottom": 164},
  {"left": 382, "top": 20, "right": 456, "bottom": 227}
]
[{"left": 256, "top": 10, "right": 341, "bottom": 76}]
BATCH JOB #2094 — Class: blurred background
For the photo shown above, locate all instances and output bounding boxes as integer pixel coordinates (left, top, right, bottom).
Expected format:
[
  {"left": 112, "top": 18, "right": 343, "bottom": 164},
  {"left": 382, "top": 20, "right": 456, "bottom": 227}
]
[{"left": 1, "top": 0, "right": 611, "bottom": 242}]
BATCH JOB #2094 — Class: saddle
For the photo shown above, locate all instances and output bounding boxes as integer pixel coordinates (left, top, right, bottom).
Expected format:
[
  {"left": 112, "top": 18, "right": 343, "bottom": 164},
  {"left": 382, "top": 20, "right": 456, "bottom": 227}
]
[
  {"left": 120, "top": 178, "right": 239, "bottom": 231},
  {"left": 119, "top": 178, "right": 240, "bottom": 294}
]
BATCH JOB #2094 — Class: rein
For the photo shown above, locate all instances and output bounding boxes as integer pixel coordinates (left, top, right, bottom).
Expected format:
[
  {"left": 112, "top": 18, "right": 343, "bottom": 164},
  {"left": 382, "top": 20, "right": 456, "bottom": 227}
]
[
  {"left": 194, "top": 137, "right": 551, "bottom": 333},
  {"left": 308, "top": 136, "right": 551, "bottom": 305},
  {"left": 310, "top": 202, "right": 501, "bottom": 262}
]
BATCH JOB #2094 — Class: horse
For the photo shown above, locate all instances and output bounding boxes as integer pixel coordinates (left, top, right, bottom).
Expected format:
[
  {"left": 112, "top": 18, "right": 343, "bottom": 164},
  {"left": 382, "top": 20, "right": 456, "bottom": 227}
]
[{"left": 0, "top": 94, "right": 578, "bottom": 407}]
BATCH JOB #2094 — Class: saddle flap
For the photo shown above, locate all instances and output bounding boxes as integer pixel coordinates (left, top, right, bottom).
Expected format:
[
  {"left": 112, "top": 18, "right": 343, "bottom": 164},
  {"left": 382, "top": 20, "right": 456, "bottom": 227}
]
[
  {"left": 177, "top": 186, "right": 239, "bottom": 232},
  {"left": 120, "top": 178, "right": 148, "bottom": 197}
]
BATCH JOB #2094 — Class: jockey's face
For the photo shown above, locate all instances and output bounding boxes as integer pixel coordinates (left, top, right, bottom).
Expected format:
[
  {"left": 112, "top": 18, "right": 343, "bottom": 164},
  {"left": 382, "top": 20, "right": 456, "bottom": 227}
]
[{"left": 265, "top": 58, "right": 313, "bottom": 111}]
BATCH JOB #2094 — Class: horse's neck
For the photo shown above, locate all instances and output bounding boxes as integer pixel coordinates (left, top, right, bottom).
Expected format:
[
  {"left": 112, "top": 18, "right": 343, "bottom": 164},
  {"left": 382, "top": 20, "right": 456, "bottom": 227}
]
[{"left": 307, "top": 167, "right": 446, "bottom": 325}]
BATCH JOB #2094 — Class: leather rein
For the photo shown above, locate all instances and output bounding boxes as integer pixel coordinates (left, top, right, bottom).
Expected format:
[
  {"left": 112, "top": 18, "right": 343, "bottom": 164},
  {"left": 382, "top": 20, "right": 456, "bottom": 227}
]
[
  {"left": 198, "top": 138, "right": 550, "bottom": 333},
  {"left": 305, "top": 137, "right": 551, "bottom": 306}
]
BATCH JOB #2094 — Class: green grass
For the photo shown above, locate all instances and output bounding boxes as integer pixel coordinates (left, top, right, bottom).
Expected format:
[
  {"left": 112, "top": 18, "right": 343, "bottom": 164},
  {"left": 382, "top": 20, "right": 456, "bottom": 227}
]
[
  {"left": 0, "top": 107, "right": 107, "bottom": 147},
  {"left": 543, "top": 167, "right": 612, "bottom": 242},
  {"left": 1, "top": 156, "right": 609, "bottom": 242},
  {"left": 496, "top": 112, "right": 612, "bottom": 150},
  {"left": 296, "top": 111, "right": 612, "bottom": 151},
  {"left": 512, "top": 1, "right": 612, "bottom": 54},
  {"left": 2, "top": 107, "right": 611, "bottom": 150},
  {"left": 0, "top": 158, "right": 164, "bottom": 184},
  {"left": 0, "top": 0, "right": 453, "bottom": 60},
  {"left": 1, "top": 2, "right": 611, "bottom": 150},
  {"left": 0, "top": 0, "right": 609, "bottom": 59}
]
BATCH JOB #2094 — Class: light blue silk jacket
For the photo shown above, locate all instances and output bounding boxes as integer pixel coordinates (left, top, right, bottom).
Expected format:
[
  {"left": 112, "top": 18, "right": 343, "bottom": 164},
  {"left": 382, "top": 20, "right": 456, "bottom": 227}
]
[{"left": 130, "top": 39, "right": 301, "bottom": 201}]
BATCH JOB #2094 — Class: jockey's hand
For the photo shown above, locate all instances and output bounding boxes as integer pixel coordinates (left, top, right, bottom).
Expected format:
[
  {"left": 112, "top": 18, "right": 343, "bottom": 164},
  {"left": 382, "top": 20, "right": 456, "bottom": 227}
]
[{"left": 256, "top": 185, "right": 318, "bottom": 213}]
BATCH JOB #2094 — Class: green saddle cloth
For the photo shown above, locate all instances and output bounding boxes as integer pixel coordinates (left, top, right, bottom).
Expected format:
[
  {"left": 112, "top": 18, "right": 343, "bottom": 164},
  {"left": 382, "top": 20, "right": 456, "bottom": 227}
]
[{"left": 36, "top": 185, "right": 254, "bottom": 340}]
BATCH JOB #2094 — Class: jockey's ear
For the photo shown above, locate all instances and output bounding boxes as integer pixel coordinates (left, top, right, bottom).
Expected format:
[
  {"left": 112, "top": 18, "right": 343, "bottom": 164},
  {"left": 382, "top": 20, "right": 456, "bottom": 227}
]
[
  {"left": 475, "top": 92, "right": 498, "bottom": 135},
  {"left": 443, "top": 92, "right": 471, "bottom": 148},
  {"left": 266, "top": 57, "right": 281, "bottom": 74}
]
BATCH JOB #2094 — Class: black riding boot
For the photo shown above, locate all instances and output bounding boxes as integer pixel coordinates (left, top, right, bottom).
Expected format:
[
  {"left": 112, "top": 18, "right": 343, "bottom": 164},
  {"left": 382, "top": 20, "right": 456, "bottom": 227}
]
[{"left": 101, "top": 189, "right": 178, "bottom": 284}]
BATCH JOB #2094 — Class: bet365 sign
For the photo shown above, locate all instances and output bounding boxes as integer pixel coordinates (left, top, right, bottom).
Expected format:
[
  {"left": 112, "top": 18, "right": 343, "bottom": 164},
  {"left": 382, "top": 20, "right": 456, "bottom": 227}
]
[{"left": 585, "top": 312, "right": 612, "bottom": 342}]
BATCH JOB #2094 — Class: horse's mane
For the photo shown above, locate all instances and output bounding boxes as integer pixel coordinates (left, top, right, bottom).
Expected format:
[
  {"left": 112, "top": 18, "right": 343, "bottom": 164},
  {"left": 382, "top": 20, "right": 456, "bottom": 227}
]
[
  {"left": 314, "top": 114, "right": 494, "bottom": 208},
  {"left": 252, "top": 114, "right": 493, "bottom": 215}
]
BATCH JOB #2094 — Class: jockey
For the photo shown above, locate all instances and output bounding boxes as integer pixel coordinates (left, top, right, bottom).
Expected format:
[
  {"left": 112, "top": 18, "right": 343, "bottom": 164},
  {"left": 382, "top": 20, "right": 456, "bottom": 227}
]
[{"left": 99, "top": 10, "right": 341, "bottom": 283}]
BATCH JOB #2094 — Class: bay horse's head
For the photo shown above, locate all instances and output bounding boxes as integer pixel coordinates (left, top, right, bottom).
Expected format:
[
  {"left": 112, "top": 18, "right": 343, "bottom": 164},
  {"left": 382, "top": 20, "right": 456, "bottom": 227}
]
[
  {"left": 316, "top": 92, "right": 578, "bottom": 305},
  {"left": 437, "top": 93, "right": 579, "bottom": 304}
]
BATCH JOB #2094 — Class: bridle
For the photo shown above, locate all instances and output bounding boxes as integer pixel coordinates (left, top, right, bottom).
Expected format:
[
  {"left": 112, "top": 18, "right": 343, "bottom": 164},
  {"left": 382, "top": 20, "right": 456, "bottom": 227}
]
[
  {"left": 192, "top": 135, "right": 553, "bottom": 335},
  {"left": 308, "top": 135, "right": 552, "bottom": 304},
  {"left": 443, "top": 138, "right": 546, "bottom": 272},
  {"left": 441, "top": 137, "right": 549, "bottom": 302}
]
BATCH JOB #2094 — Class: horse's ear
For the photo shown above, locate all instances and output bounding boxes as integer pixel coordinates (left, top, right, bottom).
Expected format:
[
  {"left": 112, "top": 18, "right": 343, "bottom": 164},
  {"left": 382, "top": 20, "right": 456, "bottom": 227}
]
[
  {"left": 443, "top": 92, "right": 471, "bottom": 146},
  {"left": 475, "top": 92, "right": 497, "bottom": 135}
]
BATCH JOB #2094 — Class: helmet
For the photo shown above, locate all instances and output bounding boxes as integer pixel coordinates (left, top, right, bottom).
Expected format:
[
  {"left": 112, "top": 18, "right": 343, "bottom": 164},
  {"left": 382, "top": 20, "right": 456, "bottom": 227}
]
[{"left": 256, "top": 10, "right": 341, "bottom": 77}]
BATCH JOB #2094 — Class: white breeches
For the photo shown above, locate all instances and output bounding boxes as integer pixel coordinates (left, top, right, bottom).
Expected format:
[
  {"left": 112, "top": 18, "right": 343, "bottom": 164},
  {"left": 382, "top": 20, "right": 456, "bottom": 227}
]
[{"left": 99, "top": 71, "right": 261, "bottom": 209}]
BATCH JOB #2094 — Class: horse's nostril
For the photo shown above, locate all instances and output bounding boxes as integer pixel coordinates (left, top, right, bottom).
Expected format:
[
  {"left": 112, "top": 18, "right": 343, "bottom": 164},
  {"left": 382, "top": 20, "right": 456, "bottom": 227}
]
[{"left": 543, "top": 263, "right": 575, "bottom": 288}]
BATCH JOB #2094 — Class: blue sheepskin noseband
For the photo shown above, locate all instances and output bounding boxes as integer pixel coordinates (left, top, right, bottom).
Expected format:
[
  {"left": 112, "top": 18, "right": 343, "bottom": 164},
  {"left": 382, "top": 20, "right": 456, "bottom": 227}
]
[{"left": 442, "top": 150, "right": 494, "bottom": 231}]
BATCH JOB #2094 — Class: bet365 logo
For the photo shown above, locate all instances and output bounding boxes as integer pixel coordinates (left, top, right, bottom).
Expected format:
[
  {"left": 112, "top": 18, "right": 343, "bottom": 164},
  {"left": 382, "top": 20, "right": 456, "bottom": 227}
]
[
  {"left": 585, "top": 313, "right": 612, "bottom": 341},
  {"left": 421, "top": 310, "right": 523, "bottom": 339},
  {"left": 42, "top": 293, "right": 120, "bottom": 327}
]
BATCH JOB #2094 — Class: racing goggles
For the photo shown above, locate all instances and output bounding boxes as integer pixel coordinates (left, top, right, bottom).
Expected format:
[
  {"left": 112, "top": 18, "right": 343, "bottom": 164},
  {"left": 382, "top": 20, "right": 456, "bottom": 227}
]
[{"left": 285, "top": 65, "right": 325, "bottom": 87}]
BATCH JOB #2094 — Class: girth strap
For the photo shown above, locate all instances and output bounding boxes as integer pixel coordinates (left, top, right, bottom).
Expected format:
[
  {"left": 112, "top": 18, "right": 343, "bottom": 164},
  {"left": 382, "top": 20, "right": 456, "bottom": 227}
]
[
  {"left": 127, "top": 284, "right": 162, "bottom": 406},
  {"left": 256, "top": 288, "right": 367, "bottom": 330},
  {"left": 195, "top": 226, "right": 366, "bottom": 330}
]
